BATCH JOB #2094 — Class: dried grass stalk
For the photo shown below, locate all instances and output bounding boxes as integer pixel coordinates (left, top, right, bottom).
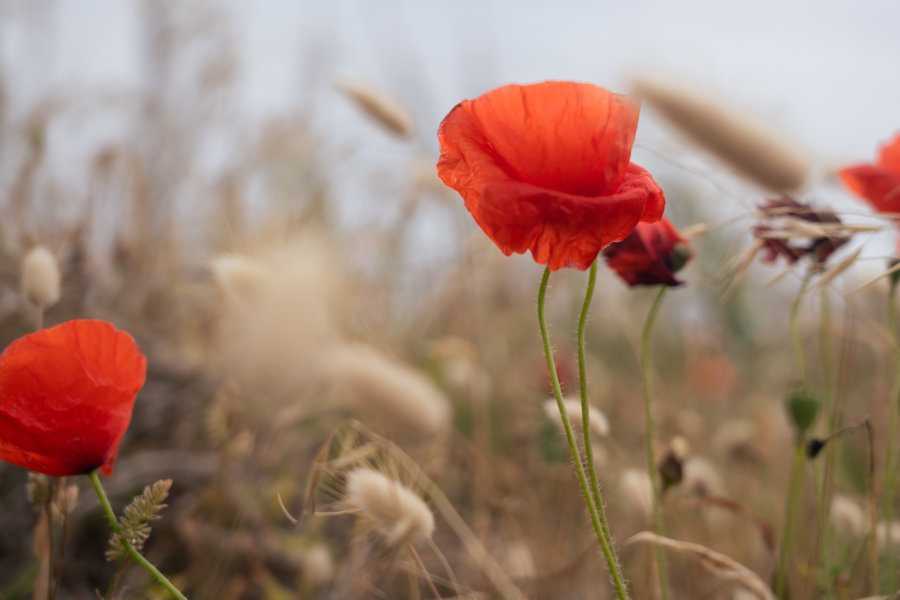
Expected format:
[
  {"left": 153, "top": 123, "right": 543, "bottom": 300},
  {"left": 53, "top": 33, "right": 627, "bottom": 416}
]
[{"left": 627, "top": 531, "right": 774, "bottom": 600}]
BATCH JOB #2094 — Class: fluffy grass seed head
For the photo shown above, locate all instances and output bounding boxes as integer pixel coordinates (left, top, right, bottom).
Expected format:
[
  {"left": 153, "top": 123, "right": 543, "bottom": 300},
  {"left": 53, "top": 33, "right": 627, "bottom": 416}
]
[
  {"left": 300, "top": 543, "right": 335, "bottom": 585},
  {"left": 829, "top": 494, "right": 867, "bottom": 540},
  {"left": 619, "top": 468, "right": 654, "bottom": 522},
  {"left": 542, "top": 397, "right": 610, "bottom": 438},
  {"left": 631, "top": 73, "right": 810, "bottom": 192},
  {"left": 344, "top": 467, "right": 434, "bottom": 548},
  {"left": 321, "top": 343, "right": 451, "bottom": 436},
  {"left": 21, "top": 246, "right": 61, "bottom": 308}
]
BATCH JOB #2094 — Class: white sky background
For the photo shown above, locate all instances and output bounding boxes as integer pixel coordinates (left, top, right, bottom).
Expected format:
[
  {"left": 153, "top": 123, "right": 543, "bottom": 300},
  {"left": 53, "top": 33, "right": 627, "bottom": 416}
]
[{"left": 1, "top": 0, "right": 898, "bottom": 270}]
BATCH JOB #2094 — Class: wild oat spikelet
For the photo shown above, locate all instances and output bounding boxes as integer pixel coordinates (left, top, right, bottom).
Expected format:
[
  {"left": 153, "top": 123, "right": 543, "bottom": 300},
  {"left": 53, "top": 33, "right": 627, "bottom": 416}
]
[
  {"left": 830, "top": 494, "right": 867, "bottom": 540},
  {"left": 344, "top": 468, "right": 434, "bottom": 547},
  {"left": 333, "top": 77, "right": 415, "bottom": 138},
  {"left": 542, "top": 397, "right": 610, "bottom": 437},
  {"left": 106, "top": 479, "right": 172, "bottom": 562},
  {"left": 631, "top": 73, "right": 810, "bottom": 192},
  {"left": 322, "top": 343, "right": 451, "bottom": 436},
  {"left": 21, "top": 246, "right": 61, "bottom": 308}
]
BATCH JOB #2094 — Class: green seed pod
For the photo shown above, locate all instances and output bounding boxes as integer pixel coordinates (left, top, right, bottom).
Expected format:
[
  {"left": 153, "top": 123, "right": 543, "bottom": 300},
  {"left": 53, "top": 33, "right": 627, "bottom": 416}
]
[{"left": 785, "top": 388, "right": 820, "bottom": 434}]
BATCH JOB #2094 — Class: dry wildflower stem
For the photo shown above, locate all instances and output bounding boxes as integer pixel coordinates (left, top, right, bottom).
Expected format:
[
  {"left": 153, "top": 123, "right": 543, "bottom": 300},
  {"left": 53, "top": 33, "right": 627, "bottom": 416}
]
[
  {"left": 641, "top": 286, "right": 670, "bottom": 600},
  {"left": 538, "top": 267, "right": 629, "bottom": 600},
  {"left": 88, "top": 471, "right": 187, "bottom": 600}
]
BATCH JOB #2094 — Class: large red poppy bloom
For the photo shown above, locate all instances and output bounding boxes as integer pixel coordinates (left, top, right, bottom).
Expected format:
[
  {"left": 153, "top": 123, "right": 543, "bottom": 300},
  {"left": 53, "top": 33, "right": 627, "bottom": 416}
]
[
  {"left": 602, "top": 218, "right": 691, "bottom": 287},
  {"left": 0, "top": 320, "right": 146, "bottom": 477},
  {"left": 838, "top": 132, "right": 900, "bottom": 214},
  {"left": 437, "top": 81, "right": 665, "bottom": 271}
]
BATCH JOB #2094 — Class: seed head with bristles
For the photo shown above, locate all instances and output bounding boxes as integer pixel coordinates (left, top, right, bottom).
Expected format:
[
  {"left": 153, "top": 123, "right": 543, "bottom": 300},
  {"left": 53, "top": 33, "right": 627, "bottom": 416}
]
[
  {"left": 344, "top": 467, "right": 434, "bottom": 548},
  {"left": 21, "top": 246, "right": 61, "bottom": 308},
  {"left": 321, "top": 343, "right": 451, "bottom": 436},
  {"left": 631, "top": 73, "right": 810, "bottom": 192}
]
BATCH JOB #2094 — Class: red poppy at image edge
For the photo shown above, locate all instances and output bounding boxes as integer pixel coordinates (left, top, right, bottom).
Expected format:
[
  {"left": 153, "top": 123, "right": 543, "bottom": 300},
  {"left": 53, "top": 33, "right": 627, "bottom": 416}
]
[
  {"left": 602, "top": 218, "right": 692, "bottom": 287},
  {"left": 436, "top": 81, "right": 665, "bottom": 271},
  {"left": 838, "top": 132, "right": 900, "bottom": 253},
  {"left": 0, "top": 319, "right": 146, "bottom": 477}
]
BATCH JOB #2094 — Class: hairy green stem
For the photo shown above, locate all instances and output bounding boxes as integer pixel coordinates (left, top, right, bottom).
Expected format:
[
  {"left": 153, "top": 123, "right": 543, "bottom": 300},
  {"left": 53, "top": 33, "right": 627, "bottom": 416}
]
[
  {"left": 577, "top": 262, "right": 604, "bottom": 511},
  {"left": 641, "top": 286, "right": 670, "bottom": 600},
  {"left": 88, "top": 471, "right": 188, "bottom": 600},
  {"left": 538, "top": 268, "right": 629, "bottom": 600}
]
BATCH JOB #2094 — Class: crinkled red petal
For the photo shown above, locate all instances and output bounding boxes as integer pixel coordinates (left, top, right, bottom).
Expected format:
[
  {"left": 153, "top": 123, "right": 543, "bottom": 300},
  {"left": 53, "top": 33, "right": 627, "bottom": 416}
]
[
  {"left": 0, "top": 320, "right": 146, "bottom": 476},
  {"left": 473, "top": 163, "right": 665, "bottom": 271}
]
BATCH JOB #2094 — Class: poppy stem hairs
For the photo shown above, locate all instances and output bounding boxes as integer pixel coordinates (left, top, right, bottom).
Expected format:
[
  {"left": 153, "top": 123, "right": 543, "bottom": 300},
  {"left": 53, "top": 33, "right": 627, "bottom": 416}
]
[
  {"left": 538, "top": 267, "right": 630, "bottom": 600},
  {"left": 89, "top": 470, "right": 188, "bottom": 600}
]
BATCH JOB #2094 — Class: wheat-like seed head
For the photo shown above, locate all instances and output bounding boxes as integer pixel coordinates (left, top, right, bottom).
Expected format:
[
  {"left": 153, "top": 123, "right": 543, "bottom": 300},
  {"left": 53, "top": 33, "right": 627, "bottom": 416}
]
[
  {"left": 344, "top": 467, "right": 434, "bottom": 547},
  {"left": 21, "top": 246, "right": 61, "bottom": 308},
  {"left": 631, "top": 73, "right": 810, "bottom": 193}
]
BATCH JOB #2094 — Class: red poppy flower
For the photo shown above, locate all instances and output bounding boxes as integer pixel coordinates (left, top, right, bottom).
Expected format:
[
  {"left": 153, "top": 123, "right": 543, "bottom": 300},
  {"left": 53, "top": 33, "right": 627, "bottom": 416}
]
[
  {"left": 437, "top": 81, "right": 665, "bottom": 271},
  {"left": 602, "top": 218, "right": 691, "bottom": 287},
  {"left": 838, "top": 132, "right": 900, "bottom": 215},
  {"left": 0, "top": 320, "right": 146, "bottom": 477}
]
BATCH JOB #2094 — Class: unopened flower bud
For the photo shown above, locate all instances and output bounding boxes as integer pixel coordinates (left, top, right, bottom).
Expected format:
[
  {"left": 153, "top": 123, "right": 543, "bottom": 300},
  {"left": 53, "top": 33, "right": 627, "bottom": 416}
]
[{"left": 785, "top": 388, "right": 820, "bottom": 434}]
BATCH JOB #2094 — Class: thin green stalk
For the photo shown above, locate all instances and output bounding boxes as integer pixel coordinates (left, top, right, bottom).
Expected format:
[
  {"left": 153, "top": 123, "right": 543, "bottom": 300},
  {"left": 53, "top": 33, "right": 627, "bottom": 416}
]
[
  {"left": 641, "top": 286, "right": 670, "bottom": 600},
  {"left": 884, "top": 279, "right": 900, "bottom": 592},
  {"left": 790, "top": 273, "right": 812, "bottom": 388},
  {"left": 813, "top": 290, "right": 838, "bottom": 597},
  {"left": 775, "top": 271, "right": 813, "bottom": 599},
  {"left": 577, "top": 261, "right": 604, "bottom": 510},
  {"left": 88, "top": 471, "right": 188, "bottom": 600},
  {"left": 538, "top": 268, "right": 629, "bottom": 600},
  {"left": 775, "top": 438, "right": 807, "bottom": 599}
]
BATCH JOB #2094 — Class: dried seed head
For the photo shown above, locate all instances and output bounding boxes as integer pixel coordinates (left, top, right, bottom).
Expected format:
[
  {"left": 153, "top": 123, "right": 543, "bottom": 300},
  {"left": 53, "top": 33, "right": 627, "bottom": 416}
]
[
  {"left": 501, "top": 541, "right": 536, "bottom": 580},
  {"left": 21, "top": 246, "right": 61, "bottom": 308},
  {"left": 210, "top": 235, "right": 342, "bottom": 393},
  {"left": 542, "top": 397, "right": 610, "bottom": 438},
  {"left": 322, "top": 343, "right": 451, "bottom": 436},
  {"left": 300, "top": 543, "right": 334, "bottom": 585},
  {"left": 619, "top": 468, "right": 653, "bottom": 522},
  {"left": 829, "top": 494, "right": 867, "bottom": 540},
  {"left": 334, "top": 77, "right": 415, "bottom": 138},
  {"left": 876, "top": 520, "right": 900, "bottom": 552},
  {"left": 631, "top": 74, "right": 810, "bottom": 192},
  {"left": 344, "top": 468, "right": 434, "bottom": 547},
  {"left": 682, "top": 457, "right": 725, "bottom": 497}
]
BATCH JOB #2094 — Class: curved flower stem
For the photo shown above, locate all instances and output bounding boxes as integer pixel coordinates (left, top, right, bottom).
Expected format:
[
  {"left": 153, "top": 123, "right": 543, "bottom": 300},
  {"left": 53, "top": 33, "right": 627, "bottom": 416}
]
[
  {"left": 538, "top": 268, "right": 629, "bottom": 600},
  {"left": 577, "top": 261, "right": 604, "bottom": 510},
  {"left": 88, "top": 471, "right": 188, "bottom": 600},
  {"left": 641, "top": 286, "right": 669, "bottom": 600}
]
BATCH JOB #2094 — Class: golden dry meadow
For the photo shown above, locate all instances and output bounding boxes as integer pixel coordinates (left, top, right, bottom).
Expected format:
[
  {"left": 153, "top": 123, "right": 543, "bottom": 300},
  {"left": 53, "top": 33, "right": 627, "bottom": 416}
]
[{"left": 0, "top": 3, "right": 899, "bottom": 599}]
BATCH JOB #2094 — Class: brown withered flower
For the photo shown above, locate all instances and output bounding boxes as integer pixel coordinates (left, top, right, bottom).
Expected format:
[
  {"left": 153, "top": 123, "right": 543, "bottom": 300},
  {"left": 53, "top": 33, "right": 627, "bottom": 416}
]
[{"left": 752, "top": 197, "right": 851, "bottom": 272}]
